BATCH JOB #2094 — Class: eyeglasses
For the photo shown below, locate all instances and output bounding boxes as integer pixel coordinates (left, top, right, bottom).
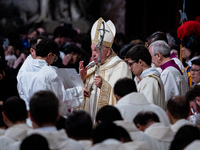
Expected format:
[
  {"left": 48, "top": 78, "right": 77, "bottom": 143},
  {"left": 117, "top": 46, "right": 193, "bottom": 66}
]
[
  {"left": 190, "top": 68, "right": 200, "bottom": 73},
  {"left": 54, "top": 55, "right": 58, "bottom": 62},
  {"left": 128, "top": 61, "right": 136, "bottom": 67}
]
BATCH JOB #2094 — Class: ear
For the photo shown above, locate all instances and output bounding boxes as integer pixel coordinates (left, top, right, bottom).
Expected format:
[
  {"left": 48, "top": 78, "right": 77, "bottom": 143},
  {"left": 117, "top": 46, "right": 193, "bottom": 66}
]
[
  {"left": 138, "top": 59, "right": 143, "bottom": 65},
  {"left": 106, "top": 48, "right": 111, "bottom": 57},
  {"left": 196, "top": 97, "right": 200, "bottom": 107},
  {"left": 114, "top": 94, "right": 121, "bottom": 101},
  {"left": 136, "top": 124, "right": 145, "bottom": 131},
  {"left": 157, "top": 52, "right": 162, "bottom": 60}
]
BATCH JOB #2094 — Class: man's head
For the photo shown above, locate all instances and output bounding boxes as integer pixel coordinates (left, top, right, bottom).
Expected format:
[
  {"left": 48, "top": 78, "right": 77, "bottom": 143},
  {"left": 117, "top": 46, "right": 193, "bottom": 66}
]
[
  {"left": 177, "top": 21, "right": 200, "bottom": 60},
  {"left": 133, "top": 111, "right": 160, "bottom": 131},
  {"left": 2, "top": 96, "right": 27, "bottom": 127},
  {"left": 114, "top": 77, "right": 137, "bottom": 101},
  {"left": 53, "top": 25, "right": 72, "bottom": 47},
  {"left": 191, "top": 59, "right": 200, "bottom": 84},
  {"left": 166, "top": 96, "right": 189, "bottom": 124},
  {"left": 126, "top": 45, "right": 152, "bottom": 76},
  {"left": 29, "top": 91, "right": 59, "bottom": 128},
  {"left": 185, "top": 85, "right": 200, "bottom": 114},
  {"left": 146, "top": 31, "right": 168, "bottom": 48},
  {"left": 35, "top": 39, "right": 59, "bottom": 65},
  {"left": 29, "top": 36, "right": 47, "bottom": 59},
  {"left": 64, "top": 44, "right": 82, "bottom": 64},
  {"left": 65, "top": 110, "right": 93, "bottom": 140},
  {"left": 90, "top": 17, "right": 116, "bottom": 65},
  {"left": 96, "top": 105, "right": 123, "bottom": 124},
  {"left": 148, "top": 40, "right": 171, "bottom": 67}
]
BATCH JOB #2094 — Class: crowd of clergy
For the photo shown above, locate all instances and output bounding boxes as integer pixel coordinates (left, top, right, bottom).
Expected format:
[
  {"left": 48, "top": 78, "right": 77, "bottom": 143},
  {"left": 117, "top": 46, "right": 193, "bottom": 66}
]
[{"left": 1, "top": 17, "right": 200, "bottom": 150}]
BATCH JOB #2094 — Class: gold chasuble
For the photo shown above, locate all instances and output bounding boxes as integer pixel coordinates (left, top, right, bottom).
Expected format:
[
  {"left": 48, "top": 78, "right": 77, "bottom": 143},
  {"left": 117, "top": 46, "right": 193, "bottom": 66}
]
[{"left": 81, "top": 52, "right": 132, "bottom": 120}]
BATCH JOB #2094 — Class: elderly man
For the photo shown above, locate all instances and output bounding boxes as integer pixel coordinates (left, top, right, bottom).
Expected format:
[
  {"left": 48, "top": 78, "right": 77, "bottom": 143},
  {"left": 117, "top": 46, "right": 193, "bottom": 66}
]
[
  {"left": 79, "top": 17, "right": 132, "bottom": 121},
  {"left": 148, "top": 40, "right": 188, "bottom": 102}
]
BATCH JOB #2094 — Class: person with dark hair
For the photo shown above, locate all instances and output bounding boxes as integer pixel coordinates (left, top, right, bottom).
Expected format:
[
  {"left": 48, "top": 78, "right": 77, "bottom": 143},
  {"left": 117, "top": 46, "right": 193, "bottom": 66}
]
[
  {"left": 17, "top": 38, "right": 89, "bottom": 117},
  {"left": 114, "top": 77, "right": 170, "bottom": 126},
  {"left": 20, "top": 134, "right": 50, "bottom": 150},
  {"left": 166, "top": 96, "right": 193, "bottom": 132},
  {"left": 185, "top": 85, "right": 200, "bottom": 122},
  {"left": 118, "top": 43, "right": 135, "bottom": 63},
  {"left": 134, "top": 111, "right": 174, "bottom": 150},
  {"left": 170, "top": 125, "right": 200, "bottom": 150},
  {"left": 0, "top": 96, "right": 32, "bottom": 150},
  {"left": 177, "top": 21, "right": 200, "bottom": 87},
  {"left": 114, "top": 77, "right": 137, "bottom": 101},
  {"left": 146, "top": 31, "right": 168, "bottom": 48},
  {"left": 149, "top": 40, "right": 188, "bottom": 102},
  {"left": 53, "top": 25, "right": 73, "bottom": 53},
  {"left": 126, "top": 45, "right": 165, "bottom": 109},
  {"left": 133, "top": 111, "right": 160, "bottom": 131},
  {"left": 65, "top": 110, "right": 93, "bottom": 150},
  {"left": 91, "top": 122, "right": 149, "bottom": 150},
  {"left": 92, "top": 122, "right": 131, "bottom": 144},
  {"left": 191, "top": 59, "right": 200, "bottom": 85},
  {"left": 28, "top": 90, "right": 83, "bottom": 150},
  {"left": 16, "top": 35, "right": 47, "bottom": 82},
  {"left": 171, "top": 44, "right": 180, "bottom": 59},
  {"left": 96, "top": 105, "right": 123, "bottom": 124},
  {"left": 62, "top": 44, "right": 82, "bottom": 72}
]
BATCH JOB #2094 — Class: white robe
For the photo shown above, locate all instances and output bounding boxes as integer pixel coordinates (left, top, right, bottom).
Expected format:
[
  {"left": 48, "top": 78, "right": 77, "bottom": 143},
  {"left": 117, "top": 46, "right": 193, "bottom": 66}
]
[
  {"left": 114, "top": 92, "right": 170, "bottom": 126},
  {"left": 90, "top": 138, "right": 149, "bottom": 150},
  {"left": 114, "top": 120, "right": 158, "bottom": 150},
  {"left": 0, "top": 124, "right": 32, "bottom": 150},
  {"left": 161, "top": 61, "right": 188, "bottom": 102},
  {"left": 17, "top": 59, "right": 84, "bottom": 116},
  {"left": 137, "top": 68, "right": 165, "bottom": 109},
  {"left": 27, "top": 129, "right": 83, "bottom": 150},
  {"left": 170, "top": 119, "right": 194, "bottom": 133},
  {"left": 172, "top": 57, "right": 188, "bottom": 82},
  {"left": 184, "top": 140, "right": 200, "bottom": 150},
  {"left": 144, "top": 123, "right": 175, "bottom": 150},
  {"left": 82, "top": 52, "right": 132, "bottom": 120},
  {"left": 17, "top": 54, "right": 33, "bottom": 82}
]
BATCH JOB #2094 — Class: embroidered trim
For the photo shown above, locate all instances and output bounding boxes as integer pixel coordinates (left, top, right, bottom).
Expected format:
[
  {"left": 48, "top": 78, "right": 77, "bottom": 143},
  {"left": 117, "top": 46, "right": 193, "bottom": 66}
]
[
  {"left": 97, "top": 76, "right": 111, "bottom": 113},
  {"left": 141, "top": 74, "right": 161, "bottom": 90}
]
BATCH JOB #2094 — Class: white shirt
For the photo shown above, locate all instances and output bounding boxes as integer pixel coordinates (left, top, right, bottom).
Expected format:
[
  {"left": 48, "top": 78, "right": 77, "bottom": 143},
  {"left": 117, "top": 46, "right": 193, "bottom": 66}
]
[{"left": 17, "top": 59, "right": 84, "bottom": 116}]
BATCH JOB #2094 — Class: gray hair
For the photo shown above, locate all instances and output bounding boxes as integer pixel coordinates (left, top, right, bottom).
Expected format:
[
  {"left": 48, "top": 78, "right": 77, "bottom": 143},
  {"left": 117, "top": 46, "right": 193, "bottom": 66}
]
[{"left": 149, "top": 40, "right": 171, "bottom": 58}]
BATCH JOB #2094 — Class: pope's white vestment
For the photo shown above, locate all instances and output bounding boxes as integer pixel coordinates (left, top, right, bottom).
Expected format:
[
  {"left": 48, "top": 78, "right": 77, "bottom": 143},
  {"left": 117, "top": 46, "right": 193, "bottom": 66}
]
[{"left": 82, "top": 52, "right": 132, "bottom": 119}]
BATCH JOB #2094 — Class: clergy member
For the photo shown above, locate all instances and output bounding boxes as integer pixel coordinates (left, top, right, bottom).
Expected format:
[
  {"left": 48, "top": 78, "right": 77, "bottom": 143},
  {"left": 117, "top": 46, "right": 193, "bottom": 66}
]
[
  {"left": 126, "top": 45, "right": 165, "bottom": 109},
  {"left": 148, "top": 40, "right": 188, "bottom": 102},
  {"left": 79, "top": 17, "right": 132, "bottom": 121}
]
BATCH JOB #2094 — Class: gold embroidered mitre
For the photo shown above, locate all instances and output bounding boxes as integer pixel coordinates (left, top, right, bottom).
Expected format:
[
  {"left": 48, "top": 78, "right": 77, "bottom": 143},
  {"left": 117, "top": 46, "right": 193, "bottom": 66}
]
[{"left": 91, "top": 17, "right": 116, "bottom": 48}]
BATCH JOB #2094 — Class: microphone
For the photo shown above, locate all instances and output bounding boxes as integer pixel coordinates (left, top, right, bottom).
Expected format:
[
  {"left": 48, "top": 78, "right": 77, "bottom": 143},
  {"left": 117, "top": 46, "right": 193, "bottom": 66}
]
[{"left": 86, "top": 61, "right": 95, "bottom": 69}]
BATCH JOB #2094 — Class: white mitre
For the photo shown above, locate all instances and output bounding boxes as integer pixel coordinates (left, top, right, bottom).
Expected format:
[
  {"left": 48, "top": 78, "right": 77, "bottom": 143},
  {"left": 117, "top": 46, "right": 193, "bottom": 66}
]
[{"left": 91, "top": 17, "right": 116, "bottom": 48}]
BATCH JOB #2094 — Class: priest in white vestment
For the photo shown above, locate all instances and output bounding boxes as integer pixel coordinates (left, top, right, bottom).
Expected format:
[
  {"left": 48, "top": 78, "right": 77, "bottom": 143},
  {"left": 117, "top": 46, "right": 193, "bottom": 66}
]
[
  {"left": 79, "top": 17, "right": 132, "bottom": 121},
  {"left": 149, "top": 40, "right": 188, "bottom": 102},
  {"left": 126, "top": 45, "right": 165, "bottom": 109}
]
